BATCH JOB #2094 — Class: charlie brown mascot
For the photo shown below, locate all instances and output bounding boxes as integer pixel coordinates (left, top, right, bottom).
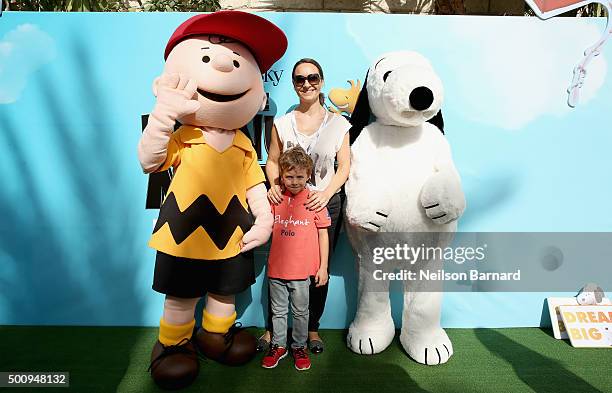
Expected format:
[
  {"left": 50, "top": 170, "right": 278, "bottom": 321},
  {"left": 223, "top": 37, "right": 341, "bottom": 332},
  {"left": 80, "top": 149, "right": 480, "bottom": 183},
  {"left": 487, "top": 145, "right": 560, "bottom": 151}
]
[{"left": 137, "top": 11, "right": 287, "bottom": 390}]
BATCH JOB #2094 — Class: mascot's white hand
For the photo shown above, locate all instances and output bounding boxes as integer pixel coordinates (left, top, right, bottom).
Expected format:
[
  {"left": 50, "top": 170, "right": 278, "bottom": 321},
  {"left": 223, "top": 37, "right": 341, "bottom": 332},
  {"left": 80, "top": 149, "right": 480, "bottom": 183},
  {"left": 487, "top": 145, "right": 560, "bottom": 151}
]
[
  {"left": 345, "top": 187, "right": 391, "bottom": 231},
  {"left": 360, "top": 206, "right": 390, "bottom": 232},
  {"left": 420, "top": 171, "right": 466, "bottom": 225},
  {"left": 240, "top": 225, "right": 271, "bottom": 252},
  {"left": 243, "top": 184, "right": 273, "bottom": 252},
  {"left": 153, "top": 73, "right": 201, "bottom": 120}
]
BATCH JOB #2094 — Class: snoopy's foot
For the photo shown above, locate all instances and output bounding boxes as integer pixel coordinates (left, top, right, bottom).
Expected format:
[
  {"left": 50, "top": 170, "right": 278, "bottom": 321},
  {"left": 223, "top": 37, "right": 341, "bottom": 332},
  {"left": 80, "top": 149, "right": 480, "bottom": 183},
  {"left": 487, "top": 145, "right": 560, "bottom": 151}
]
[
  {"left": 347, "top": 318, "right": 395, "bottom": 355},
  {"left": 400, "top": 328, "right": 453, "bottom": 365}
]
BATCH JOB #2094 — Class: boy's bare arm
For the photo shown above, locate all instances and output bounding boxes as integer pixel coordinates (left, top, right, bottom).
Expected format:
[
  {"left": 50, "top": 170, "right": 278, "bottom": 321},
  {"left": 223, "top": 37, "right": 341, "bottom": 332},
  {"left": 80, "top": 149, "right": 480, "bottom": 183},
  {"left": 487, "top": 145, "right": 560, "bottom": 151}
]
[{"left": 315, "top": 228, "right": 329, "bottom": 287}]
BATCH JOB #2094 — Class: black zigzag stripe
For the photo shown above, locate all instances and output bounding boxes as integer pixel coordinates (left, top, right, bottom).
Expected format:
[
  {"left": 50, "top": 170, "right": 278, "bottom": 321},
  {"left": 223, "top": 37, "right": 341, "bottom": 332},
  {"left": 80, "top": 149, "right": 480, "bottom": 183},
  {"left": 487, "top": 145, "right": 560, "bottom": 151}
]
[{"left": 153, "top": 192, "right": 254, "bottom": 250}]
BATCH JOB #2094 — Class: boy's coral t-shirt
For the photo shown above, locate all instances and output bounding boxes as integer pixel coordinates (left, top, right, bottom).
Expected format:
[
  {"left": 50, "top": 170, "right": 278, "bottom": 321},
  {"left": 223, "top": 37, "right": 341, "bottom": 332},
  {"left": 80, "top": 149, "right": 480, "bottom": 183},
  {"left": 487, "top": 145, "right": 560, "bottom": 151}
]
[{"left": 267, "top": 188, "right": 331, "bottom": 280}]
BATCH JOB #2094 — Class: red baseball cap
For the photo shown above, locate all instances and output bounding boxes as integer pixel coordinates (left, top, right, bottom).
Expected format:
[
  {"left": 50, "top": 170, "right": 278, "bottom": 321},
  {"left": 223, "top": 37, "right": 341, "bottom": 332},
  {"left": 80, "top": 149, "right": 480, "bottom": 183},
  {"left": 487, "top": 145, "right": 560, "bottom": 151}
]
[{"left": 164, "top": 11, "right": 287, "bottom": 72}]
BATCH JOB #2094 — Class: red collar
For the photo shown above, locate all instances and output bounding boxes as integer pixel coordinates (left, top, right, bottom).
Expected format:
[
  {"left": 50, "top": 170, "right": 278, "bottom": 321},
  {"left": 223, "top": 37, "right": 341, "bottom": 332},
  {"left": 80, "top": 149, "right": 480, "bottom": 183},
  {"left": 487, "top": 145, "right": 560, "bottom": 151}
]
[{"left": 282, "top": 188, "right": 309, "bottom": 202}]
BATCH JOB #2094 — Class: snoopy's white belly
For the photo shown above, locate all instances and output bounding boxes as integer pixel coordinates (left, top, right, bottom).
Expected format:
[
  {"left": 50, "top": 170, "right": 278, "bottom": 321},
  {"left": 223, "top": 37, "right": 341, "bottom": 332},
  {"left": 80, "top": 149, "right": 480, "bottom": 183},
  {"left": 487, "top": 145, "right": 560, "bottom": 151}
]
[
  {"left": 379, "top": 147, "right": 434, "bottom": 229},
  {"left": 346, "top": 124, "right": 456, "bottom": 233}
]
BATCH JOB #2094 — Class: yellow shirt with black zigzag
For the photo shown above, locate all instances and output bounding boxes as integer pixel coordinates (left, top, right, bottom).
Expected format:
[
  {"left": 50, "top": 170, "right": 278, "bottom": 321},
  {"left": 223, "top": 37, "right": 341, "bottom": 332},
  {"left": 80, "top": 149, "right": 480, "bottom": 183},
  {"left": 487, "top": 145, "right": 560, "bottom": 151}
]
[{"left": 148, "top": 125, "right": 265, "bottom": 260}]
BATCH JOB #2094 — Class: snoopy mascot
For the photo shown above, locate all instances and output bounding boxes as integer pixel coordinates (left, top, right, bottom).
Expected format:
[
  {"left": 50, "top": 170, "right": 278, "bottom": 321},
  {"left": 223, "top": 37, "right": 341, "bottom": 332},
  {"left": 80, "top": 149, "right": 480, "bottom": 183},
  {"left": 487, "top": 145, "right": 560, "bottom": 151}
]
[{"left": 345, "top": 51, "right": 466, "bottom": 365}]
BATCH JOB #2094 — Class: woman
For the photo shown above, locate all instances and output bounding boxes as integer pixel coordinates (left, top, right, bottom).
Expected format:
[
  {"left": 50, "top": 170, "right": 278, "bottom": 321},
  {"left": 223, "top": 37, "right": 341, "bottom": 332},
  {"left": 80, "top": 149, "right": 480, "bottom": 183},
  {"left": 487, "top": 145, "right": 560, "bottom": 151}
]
[{"left": 260, "top": 58, "right": 351, "bottom": 354}]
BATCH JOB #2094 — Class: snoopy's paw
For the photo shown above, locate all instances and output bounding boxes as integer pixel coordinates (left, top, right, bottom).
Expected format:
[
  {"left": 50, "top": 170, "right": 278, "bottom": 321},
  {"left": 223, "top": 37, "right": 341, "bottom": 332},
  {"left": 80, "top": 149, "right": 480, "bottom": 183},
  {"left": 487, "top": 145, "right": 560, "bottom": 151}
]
[
  {"left": 347, "top": 320, "right": 395, "bottom": 355},
  {"left": 420, "top": 172, "right": 465, "bottom": 225},
  {"left": 422, "top": 202, "right": 456, "bottom": 224},
  {"left": 400, "top": 328, "right": 453, "bottom": 365},
  {"left": 361, "top": 208, "right": 390, "bottom": 232}
]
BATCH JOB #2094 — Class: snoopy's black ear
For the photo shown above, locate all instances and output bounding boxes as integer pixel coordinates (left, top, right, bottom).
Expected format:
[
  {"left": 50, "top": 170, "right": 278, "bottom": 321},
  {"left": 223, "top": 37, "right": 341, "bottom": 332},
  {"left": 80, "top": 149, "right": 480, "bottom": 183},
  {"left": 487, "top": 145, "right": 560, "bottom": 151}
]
[
  {"left": 349, "top": 70, "right": 371, "bottom": 145},
  {"left": 427, "top": 110, "right": 444, "bottom": 135},
  {"left": 595, "top": 287, "right": 604, "bottom": 303}
]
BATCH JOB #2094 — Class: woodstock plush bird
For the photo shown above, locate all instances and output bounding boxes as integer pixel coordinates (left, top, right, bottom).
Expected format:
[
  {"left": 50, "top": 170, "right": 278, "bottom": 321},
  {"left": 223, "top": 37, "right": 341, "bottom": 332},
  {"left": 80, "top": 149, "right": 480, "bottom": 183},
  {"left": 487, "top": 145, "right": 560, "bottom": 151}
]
[{"left": 328, "top": 79, "right": 361, "bottom": 116}]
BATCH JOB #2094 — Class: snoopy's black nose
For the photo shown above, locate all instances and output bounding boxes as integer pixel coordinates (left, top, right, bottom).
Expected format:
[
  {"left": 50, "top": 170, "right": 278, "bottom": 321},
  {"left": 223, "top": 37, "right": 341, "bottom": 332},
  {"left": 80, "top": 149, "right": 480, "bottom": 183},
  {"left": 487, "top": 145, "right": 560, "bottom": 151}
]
[{"left": 409, "top": 86, "right": 434, "bottom": 111}]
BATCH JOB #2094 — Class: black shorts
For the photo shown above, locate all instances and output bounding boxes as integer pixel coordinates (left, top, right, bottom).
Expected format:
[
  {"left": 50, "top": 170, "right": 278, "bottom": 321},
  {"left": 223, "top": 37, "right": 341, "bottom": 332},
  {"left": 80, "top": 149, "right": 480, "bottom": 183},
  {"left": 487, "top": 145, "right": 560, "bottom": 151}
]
[{"left": 152, "top": 250, "right": 255, "bottom": 298}]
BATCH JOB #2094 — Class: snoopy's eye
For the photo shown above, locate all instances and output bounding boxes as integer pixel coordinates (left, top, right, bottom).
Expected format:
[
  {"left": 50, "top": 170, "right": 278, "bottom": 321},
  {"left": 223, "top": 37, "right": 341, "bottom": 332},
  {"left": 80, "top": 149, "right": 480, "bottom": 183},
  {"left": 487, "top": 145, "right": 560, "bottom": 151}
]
[
  {"left": 202, "top": 56, "right": 211, "bottom": 63},
  {"left": 233, "top": 60, "right": 240, "bottom": 68},
  {"left": 383, "top": 71, "right": 392, "bottom": 82}
]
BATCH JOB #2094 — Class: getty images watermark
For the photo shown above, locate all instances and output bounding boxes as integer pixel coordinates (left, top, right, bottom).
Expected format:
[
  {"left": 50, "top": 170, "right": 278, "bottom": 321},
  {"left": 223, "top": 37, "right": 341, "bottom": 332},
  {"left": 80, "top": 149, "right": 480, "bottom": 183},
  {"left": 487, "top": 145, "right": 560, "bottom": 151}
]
[
  {"left": 355, "top": 233, "right": 612, "bottom": 292},
  {"left": 371, "top": 242, "right": 522, "bottom": 283}
]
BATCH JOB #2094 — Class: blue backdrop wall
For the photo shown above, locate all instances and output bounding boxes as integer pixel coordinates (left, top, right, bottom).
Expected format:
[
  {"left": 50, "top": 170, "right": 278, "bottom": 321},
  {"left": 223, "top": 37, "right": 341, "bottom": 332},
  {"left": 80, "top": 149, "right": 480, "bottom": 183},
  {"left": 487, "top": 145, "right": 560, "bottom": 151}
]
[{"left": 0, "top": 12, "right": 610, "bottom": 328}]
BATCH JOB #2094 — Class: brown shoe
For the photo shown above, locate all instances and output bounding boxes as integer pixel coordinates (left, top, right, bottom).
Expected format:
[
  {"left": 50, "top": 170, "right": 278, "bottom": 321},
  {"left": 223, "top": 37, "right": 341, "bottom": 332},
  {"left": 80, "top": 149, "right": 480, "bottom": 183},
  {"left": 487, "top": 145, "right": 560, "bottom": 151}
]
[
  {"left": 195, "top": 323, "right": 256, "bottom": 366},
  {"left": 149, "top": 338, "right": 199, "bottom": 390}
]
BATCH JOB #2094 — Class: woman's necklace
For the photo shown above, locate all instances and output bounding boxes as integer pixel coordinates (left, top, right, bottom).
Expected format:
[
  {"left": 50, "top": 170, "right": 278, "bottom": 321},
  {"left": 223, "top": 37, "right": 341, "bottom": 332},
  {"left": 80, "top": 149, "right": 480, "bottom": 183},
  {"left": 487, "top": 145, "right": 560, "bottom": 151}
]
[{"left": 290, "top": 109, "right": 329, "bottom": 155}]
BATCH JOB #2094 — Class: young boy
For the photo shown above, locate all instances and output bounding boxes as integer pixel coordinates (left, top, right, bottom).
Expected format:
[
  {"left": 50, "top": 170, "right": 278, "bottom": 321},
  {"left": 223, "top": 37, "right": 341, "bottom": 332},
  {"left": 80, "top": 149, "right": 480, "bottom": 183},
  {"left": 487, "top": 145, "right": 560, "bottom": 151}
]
[{"left": 262, "top": 147, "right": 330, "bottom": 371}]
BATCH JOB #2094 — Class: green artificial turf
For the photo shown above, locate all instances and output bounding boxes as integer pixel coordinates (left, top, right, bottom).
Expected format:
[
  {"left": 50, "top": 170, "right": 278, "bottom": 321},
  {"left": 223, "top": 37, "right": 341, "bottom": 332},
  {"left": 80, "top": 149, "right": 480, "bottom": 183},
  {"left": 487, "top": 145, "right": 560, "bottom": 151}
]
[{"left": 1, "top": 326, "right": 611, "bottom": 393}]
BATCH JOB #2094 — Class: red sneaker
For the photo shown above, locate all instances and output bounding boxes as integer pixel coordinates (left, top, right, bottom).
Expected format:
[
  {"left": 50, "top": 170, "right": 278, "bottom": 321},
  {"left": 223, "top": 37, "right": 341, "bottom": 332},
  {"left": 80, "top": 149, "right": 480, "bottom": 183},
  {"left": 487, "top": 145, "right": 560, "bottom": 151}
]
[
  {"left": 261, "top": 344, "right": 288, "bottom": 369},
  {"left": 292, "top": 347, "right": 311, "bottom": 371}
]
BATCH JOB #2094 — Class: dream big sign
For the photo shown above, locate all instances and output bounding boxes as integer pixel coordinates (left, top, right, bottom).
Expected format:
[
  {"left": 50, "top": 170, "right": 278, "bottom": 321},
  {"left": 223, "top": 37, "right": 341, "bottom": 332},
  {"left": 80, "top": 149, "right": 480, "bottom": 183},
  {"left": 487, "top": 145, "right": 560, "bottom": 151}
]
[{"left": 559, "top": 305, "right": 612, "bottom": 348}]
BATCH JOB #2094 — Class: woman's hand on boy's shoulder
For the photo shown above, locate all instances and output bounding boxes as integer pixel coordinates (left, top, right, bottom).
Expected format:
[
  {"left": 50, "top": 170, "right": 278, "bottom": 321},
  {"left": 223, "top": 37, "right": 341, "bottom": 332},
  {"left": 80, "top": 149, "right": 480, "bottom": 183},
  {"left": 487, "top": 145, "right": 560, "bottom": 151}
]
[
  {"left": 267, "top": 184, "right": 283, "bottom": 205},
  {"left": 305, "top": 190, "right": 331, "bottom": 212}
]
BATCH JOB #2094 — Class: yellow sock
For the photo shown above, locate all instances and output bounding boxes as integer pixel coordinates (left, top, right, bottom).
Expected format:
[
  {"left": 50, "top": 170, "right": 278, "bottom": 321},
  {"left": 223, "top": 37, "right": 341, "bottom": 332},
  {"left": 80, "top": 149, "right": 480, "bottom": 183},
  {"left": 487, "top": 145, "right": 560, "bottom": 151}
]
[
  {"left": 202, "top": 310, "right": 236, "bottom": 334},
  {"left": 158, "top": 318, "right": 195, "bottom": 346}
]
